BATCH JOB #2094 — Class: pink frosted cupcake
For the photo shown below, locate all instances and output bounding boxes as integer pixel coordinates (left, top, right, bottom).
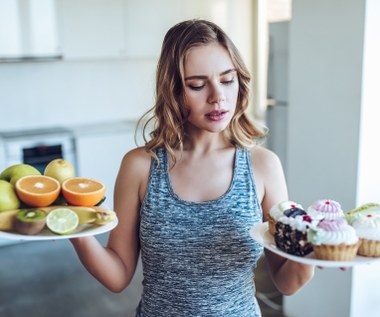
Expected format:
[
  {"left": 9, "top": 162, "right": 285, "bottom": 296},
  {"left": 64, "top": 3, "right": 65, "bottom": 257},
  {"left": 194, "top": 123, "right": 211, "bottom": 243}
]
[
  {"left": 308, "top": 199, "right": 344, "bottom": 220},
  {"left": 307, "top": 218, "right": 360, "bottom": 261}
]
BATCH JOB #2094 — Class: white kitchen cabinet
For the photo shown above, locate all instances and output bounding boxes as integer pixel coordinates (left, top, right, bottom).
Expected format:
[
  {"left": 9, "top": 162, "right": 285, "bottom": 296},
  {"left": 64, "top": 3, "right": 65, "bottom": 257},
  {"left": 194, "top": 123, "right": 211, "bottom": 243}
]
[
  {"left": 57, "top": 0, "right": 247, "bottom": 60},
  {"left": 58, "top": 0, "right": 182, "bottom": 60},
  {"left": 124, "top": 0, "right": 238, "bottom": 58},
  {"left": 75, "top": 126, "right": 136, "bottom": 209},
  {"left": 58, "top": 0, "right": 126, "bottom": 60},
  {"left": 124, "top": 0, "right": 184, "bottom": 58},
  {"left": 0, "top": 0, "right": 61, "bottom": 60}
]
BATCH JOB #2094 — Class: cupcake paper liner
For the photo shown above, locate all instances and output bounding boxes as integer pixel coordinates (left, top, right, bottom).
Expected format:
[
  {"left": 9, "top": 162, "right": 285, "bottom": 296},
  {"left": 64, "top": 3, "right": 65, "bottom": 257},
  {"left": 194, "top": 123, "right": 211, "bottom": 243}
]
[
  {"left": 358, "top": 239, "right": 380, "bottom": 257},
  {"left": 312, "top": 241, "right": 361, "bottom": 261}
]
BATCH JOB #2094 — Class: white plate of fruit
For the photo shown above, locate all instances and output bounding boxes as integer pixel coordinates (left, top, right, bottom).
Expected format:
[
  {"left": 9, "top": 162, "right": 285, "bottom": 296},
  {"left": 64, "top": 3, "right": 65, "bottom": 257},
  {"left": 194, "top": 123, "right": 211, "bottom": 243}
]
[{"left": 0, "top": 159, "right": 118, "bottom": 240}]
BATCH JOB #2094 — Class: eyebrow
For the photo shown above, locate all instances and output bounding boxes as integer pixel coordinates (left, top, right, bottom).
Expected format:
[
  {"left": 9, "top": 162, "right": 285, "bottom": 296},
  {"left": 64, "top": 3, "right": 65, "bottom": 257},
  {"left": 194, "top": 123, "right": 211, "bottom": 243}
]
[{"left": 184, "top": 68, "right": 236, "bottom": 81}]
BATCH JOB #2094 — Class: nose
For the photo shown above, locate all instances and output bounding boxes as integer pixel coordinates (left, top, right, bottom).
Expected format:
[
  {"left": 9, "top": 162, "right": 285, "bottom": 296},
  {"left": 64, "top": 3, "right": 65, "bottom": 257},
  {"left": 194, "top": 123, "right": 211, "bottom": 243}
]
[{"left": 207, "top": 83, "right": 225, "bottom": 104}]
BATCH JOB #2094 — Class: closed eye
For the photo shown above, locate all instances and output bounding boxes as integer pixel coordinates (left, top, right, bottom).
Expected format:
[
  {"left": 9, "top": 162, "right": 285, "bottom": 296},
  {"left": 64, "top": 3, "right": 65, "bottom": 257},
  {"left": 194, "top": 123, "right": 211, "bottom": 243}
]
[
  {"left": 188, "top": 84, "right": 205, "bottom": 91},
  {"left": 222, "top": 79, "right": 235, "bottom": 85}
]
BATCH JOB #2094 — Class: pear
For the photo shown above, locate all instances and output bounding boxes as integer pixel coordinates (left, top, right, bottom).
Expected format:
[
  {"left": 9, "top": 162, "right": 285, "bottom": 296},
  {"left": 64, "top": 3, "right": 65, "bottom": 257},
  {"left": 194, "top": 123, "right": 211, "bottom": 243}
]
[
  {"left": 0, "top": 180, "right": 20, "bottom": 212},
  {"left": 0, "top": 209, "right": 19, "bottom": 231},
  {"left": 44, "top": 158, "right": 75, "bottom": 184},
  {"left": 0, "top": 164, "right": 41, "bottom": 185}
]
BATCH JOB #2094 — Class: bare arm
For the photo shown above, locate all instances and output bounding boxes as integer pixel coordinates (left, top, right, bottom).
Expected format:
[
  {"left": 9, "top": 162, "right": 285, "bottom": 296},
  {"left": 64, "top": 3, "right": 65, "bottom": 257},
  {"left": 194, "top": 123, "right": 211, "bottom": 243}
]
[
  {"left": 70, "top": 147, "right": 150, "bottom": 292},
  {"left": 251, "top": 146, "right": 314, "bottom": 295}
]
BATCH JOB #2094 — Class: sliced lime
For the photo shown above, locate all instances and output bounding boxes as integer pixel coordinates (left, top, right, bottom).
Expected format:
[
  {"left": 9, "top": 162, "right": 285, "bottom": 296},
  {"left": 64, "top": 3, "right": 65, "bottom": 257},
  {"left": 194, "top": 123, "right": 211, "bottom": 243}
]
[{"left": 46, "top": 208, "right": 79, "bottom": 235}]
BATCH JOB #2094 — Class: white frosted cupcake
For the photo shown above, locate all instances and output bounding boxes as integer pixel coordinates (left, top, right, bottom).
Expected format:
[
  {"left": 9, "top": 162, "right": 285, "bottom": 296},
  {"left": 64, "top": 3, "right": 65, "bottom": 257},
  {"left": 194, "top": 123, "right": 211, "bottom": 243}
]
[
  {"left": 268, "top": 200, "right": 303, "bottom": 235},
  {"left": 308, "top": 199, "right": 344, "bottom": 220},
  {"left": 351, "top": 213, "right": 380, "bottom": 257},
  {"left": 307, "top": 218, "right": 360, "bottom": 261}
]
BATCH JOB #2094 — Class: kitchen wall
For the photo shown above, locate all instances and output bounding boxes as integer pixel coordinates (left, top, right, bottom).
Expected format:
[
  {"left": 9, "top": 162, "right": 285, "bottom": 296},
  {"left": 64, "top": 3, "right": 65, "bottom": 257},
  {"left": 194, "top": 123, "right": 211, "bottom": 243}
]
[
  {"left": 0, "top": 0, "right": 254, "bottom": 131},
  {"left": 0, "top": 59, "right": 155, "bottom": 130}
]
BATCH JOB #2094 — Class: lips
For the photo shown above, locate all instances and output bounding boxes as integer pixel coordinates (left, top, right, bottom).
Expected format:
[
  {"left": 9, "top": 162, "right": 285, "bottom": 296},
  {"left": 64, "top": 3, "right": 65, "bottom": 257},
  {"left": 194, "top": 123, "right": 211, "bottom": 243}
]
[{"left": 205, "top": 110, "right": 228, "bottom": 121}]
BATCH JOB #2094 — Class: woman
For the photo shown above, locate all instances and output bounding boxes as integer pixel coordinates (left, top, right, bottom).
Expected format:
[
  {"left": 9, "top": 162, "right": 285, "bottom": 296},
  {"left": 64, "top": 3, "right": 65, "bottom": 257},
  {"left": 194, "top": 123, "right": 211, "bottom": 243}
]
[{"left": 71, "top": 19, "right": 314, "bottom": 316}]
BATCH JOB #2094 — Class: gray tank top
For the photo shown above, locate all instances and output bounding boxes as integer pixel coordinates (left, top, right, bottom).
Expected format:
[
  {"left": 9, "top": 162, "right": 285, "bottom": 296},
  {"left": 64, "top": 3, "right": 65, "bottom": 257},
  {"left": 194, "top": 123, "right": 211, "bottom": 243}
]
[{"left": 137, "top": 147, "right": 263, "bottom": 317}]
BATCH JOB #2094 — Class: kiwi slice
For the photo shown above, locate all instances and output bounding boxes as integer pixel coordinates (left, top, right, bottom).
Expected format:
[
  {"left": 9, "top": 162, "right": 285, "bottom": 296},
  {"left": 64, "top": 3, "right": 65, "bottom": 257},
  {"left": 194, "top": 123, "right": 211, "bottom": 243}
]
[{"left": 15, "top": 209, "right": 47, "bottom": 235}]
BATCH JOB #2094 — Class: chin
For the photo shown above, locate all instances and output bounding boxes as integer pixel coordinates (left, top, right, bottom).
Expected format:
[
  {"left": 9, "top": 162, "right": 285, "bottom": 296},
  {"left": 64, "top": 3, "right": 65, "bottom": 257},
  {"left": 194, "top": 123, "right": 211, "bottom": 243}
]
[{"left": 207, "top": 125, "right": 229, "bottom": 133}]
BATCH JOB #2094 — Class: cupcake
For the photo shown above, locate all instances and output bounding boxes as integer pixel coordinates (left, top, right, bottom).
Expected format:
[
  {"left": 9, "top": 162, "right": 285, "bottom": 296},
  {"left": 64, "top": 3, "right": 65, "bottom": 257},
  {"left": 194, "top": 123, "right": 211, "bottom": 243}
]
[
  {"left": 268, "top": 200, "right": 303, "bottom": 235},
  {"left": 345, "top": 203, "right": 380, "bottom": 224},
  {"left": 274, "top": 207, "right": 317, "bottom": 256},
  {"left": 350, "top": 213, "right": 380, "bottom": 257},
  {"left": 307, "top": 218, "right": 360, "bottom": 261},
  {"left": 308, "top": 199, "right": 344, "bottom": 220}
]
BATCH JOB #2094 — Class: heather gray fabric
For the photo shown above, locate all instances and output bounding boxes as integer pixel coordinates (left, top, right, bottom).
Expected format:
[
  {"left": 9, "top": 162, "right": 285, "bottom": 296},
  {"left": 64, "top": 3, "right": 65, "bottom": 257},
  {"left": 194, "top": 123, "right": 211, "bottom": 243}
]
[{"left": 137, "top": 147, "right": 263, "bottom": 317}]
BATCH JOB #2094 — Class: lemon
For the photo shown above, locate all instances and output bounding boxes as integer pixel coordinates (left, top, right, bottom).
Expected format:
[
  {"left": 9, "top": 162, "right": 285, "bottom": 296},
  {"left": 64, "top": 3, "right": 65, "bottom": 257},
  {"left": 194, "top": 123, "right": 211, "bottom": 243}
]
[{"left": 46, "top": 208, "right": 79, "bottom": 235}]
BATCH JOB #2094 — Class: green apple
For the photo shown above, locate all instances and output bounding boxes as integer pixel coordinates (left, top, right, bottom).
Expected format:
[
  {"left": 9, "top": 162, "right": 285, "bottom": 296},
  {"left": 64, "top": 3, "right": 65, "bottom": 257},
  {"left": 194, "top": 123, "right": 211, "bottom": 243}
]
[
  {"left": 0, "top": 180, "right": 20, "bottom": 212},
  {"left": 44, "top": 158, "right": 75, "bottom": 184},
  {"left": 0, "top": 164, "right": 41, "bottom": 185}
]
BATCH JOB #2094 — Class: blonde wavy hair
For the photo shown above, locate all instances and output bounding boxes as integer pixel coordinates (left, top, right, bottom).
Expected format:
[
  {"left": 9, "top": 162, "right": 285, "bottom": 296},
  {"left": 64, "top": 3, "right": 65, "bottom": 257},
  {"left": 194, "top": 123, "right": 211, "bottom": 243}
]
[{"left": 137, "top": 19, "right": 266, "bottom": 163}]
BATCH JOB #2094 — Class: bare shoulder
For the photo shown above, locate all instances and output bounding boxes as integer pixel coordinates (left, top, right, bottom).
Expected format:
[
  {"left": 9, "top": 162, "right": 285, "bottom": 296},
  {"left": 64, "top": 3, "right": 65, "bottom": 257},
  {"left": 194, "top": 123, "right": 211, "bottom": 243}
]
[
  {"left": 118, "top": 146, "right": 153, "bottom": 177},
  {"left": 248, "top": 145, "right": 287, "bottom": 207},
  {"left": 121, "top": 146, "right": 152, "bottom": 168},
  {"left": 116, "top": 146, "right": 152, "bottom": 199},
  {"left": 249, "top": 145, "right": 282, "bottom": 171}
]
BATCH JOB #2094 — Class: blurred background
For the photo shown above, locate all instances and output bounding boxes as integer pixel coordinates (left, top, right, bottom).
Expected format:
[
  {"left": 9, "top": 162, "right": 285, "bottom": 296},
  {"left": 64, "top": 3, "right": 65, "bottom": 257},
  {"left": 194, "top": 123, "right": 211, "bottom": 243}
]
[{"left": 0, "top": 0, "right": 379, "bottom": 316}]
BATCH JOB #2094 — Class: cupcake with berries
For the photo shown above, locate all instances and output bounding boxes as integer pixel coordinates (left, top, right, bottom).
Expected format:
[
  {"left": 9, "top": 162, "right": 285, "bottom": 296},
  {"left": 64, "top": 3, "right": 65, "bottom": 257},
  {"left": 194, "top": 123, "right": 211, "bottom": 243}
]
[
  {"left": 307, "top": 218, "right": 360, "bottom": 261},
  {"left": 350, "top": 212, "right": 380, "bottom": 257},
  {"left": 268, "top": 200, "right": 304, "bottom": 235},
  {"left": 274, "top": 206, "right": 318, "bottom": 256},
  {"left": 308, "top": 199, "right": 344, "bottom": 220}
]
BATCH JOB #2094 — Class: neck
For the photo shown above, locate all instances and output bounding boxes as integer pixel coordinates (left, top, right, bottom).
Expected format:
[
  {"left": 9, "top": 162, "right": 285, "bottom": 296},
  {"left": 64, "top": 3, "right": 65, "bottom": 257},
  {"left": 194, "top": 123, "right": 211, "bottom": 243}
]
[{"left": 183, "top": 133, "right": 232, "bottom": 154}]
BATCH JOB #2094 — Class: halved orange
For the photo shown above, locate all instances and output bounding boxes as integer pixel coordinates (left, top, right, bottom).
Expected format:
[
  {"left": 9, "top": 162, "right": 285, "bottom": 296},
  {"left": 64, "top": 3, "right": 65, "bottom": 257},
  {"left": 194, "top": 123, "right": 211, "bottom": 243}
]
[
  {"left": 61, "top": 177, "right": 105, "bottom": 207},
  {"left": 15, "top": 175, "right": 61, "bottom": 207}
]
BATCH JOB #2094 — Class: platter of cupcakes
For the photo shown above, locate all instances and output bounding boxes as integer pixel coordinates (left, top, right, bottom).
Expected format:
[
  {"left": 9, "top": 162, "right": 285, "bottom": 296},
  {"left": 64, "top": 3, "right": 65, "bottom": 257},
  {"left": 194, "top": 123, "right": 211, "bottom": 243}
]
[{"left": 250, "top": 200, "right": 380, "bottom": 267}]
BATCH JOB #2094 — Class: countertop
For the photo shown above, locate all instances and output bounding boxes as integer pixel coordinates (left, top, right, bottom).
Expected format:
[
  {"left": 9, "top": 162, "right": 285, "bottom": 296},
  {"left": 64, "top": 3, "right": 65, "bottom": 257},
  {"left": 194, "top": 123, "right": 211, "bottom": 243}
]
[
  {"left": 68, "top": 120, "right": 137, "bottom": 137},
  {"left": 0, "top": 120, "right": 138, "bottom": 141}
]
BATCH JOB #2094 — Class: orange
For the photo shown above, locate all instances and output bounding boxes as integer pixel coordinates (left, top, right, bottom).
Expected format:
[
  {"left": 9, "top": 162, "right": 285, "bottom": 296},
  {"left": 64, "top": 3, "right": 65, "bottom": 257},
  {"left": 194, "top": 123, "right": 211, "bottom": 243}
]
[
  {"left": 61, "top": 177, "right": 105, "bottom": 207},
  {"left": 15, "top": 175, "right": 61, "bottom": 207}
]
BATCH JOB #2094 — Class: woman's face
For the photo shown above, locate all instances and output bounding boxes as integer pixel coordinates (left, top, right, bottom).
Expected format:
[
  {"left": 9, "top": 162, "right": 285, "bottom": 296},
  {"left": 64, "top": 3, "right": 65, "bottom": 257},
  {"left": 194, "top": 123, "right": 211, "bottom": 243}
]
[{"left": 183, "top": 43, "right": 239, "bottom": 133}]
